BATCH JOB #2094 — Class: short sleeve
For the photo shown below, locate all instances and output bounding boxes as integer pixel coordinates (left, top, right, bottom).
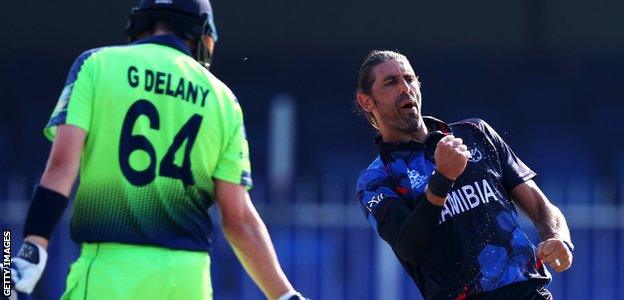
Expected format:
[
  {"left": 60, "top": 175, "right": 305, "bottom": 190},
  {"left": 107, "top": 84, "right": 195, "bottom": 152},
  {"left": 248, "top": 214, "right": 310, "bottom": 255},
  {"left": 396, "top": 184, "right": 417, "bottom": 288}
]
[
  {"left": 44, "top": 49, "right": 100, "bottom": 140},
  {"left": 470, "top": 119, "right": 536, "bottom": 192},
  {"left": 356, "top": 167, "right": 406, "bottom": 230},
  {"left": 213, "top": 103, "right": 253, "bottom": 189}
]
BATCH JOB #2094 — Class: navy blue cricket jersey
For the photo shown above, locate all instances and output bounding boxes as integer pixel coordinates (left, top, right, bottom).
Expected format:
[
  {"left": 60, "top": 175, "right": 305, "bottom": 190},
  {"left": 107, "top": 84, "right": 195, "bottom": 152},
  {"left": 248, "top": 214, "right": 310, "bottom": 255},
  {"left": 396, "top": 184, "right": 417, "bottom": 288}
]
[{"left": 356, "top": 117, "right": 550, "bottom": 299}]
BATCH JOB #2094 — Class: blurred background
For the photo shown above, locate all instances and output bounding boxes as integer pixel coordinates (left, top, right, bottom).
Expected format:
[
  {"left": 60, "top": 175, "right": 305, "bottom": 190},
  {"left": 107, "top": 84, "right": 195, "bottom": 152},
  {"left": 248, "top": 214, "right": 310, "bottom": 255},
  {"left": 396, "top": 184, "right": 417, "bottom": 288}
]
[{"left": 1, "top": 0, "right": 623, "bottom": 299}]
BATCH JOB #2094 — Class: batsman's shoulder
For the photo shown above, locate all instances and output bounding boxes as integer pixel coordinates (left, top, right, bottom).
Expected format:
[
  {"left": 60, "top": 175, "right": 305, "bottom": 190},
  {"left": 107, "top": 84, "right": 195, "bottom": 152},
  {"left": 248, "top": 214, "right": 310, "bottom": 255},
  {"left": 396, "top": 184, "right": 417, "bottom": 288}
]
[
  {"left": 61, "top": 47, "right": 114, "bottom": 87},
  {"left": 203, "top": 71, "right": 240, "bottom": 106},
  {"left": 73, "top": 45, "right": 123, "bottom": 62},
  {"left": 67, "top": 45, "right": 126, "bottom": 74},
  {"left": 74, "top": 43, "right": 155, "bottom": 66}
]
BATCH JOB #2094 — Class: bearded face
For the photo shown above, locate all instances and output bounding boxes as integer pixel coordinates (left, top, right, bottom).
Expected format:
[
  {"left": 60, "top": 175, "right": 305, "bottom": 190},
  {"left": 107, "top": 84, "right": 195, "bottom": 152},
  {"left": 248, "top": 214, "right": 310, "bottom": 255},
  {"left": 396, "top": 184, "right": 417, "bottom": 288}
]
[
  {"left": 367, "top": 58, "right": 423, "bottom": 134},
  {"left": 373, "top": 89, "right": 422, "bottom": 133}
]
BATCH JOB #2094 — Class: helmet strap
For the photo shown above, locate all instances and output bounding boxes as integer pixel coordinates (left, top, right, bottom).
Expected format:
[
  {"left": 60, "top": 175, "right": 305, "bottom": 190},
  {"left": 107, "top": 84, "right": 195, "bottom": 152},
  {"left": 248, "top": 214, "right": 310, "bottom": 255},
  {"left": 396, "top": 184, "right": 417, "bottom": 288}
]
[{"left": 195, "top": 38, "right": 213, "bottom": 70}]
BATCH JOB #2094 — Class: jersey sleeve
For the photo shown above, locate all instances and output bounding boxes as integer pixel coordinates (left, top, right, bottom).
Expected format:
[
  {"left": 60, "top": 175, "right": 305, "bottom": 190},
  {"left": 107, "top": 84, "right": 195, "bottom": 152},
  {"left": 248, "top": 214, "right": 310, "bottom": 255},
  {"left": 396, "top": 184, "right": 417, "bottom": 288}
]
[
  {"left": 213, "top": 102, "right": 253, "bottom": 189},
  {"left": 356, "top": 167, "right": 406, "bottom": 230},
  {"left": 44, "top": 49, "right": 100, "bottom": 140},
  {"left": 470, "top": 118, "right": 536, "bottom": 193}
]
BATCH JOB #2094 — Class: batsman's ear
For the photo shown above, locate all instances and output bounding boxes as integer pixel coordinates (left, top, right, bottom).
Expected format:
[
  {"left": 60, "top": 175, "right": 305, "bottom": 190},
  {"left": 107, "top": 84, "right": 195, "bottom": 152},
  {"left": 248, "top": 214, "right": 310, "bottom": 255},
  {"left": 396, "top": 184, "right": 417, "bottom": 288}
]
[{"left": 356, "top": 92, "right": 375, "bottom": 112}]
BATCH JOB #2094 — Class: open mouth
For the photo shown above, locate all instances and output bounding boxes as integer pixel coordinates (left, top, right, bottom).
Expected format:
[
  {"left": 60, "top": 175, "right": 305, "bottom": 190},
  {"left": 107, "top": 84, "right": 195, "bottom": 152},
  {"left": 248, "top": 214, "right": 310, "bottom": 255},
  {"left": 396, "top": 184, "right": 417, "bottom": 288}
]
[{"left": 401, "top": 102, "right": 416, "bottom": 110}]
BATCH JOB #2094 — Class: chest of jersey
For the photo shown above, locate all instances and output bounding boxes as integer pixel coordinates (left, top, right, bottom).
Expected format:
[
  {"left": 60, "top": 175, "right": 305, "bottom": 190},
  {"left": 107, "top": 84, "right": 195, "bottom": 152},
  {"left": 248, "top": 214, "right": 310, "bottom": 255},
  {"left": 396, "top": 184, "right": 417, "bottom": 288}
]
[{"left": 386, "top": 127, "right": 514, "bottom": 225}]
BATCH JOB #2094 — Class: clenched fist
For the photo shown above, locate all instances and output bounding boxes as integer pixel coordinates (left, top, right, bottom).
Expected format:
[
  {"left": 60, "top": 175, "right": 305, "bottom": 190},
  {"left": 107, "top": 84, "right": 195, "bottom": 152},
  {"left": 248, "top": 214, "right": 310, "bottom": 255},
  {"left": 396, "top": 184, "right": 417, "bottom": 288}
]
[
  {"left": 537, "top": 238, "right": 573, "bottom": 272},
  {"left": 434, "top": 135, "right": 470, "bottom": 180}
]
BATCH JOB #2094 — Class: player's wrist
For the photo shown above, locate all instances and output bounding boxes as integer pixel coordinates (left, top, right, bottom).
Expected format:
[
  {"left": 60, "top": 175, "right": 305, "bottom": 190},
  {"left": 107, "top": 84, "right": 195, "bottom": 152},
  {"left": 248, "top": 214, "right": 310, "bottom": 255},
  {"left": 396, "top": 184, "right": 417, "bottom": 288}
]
[
  {"left": 425, "top": 188, "right": 446, "bottom": 206},
  {"left": 562, "top": 240, "right": 575, "bottom": 254},
  {"left": 428, "top": 170, "right": 454, "bottom": 198},
  {"left": 25, "top": 235, "right": 50, "bottom": 250},
  {"left": 23, "top": 185, "right": 69, "bottom": 240}
]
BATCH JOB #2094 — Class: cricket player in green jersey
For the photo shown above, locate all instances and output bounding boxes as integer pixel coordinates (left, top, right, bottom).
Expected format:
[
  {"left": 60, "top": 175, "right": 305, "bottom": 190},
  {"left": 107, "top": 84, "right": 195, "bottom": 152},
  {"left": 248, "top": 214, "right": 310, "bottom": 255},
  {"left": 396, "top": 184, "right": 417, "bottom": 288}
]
[{"left": 7, "top": 1, "right": 306, "bottom": 299}]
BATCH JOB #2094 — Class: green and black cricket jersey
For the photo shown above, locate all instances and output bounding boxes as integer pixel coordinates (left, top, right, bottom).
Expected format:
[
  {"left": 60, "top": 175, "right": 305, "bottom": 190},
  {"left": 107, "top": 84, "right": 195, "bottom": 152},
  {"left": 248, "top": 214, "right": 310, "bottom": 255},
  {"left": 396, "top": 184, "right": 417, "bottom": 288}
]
[{"left": 45, "top": 35, "right": 251, "bottom": 252}]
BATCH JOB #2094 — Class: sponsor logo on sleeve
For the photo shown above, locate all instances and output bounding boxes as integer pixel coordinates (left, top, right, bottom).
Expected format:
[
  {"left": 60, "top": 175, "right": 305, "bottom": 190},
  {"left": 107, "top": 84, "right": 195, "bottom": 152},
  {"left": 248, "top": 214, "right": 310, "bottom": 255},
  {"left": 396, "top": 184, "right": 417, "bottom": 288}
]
[{"left": 365, "top": 193, "right": 385, "bottom": 212}]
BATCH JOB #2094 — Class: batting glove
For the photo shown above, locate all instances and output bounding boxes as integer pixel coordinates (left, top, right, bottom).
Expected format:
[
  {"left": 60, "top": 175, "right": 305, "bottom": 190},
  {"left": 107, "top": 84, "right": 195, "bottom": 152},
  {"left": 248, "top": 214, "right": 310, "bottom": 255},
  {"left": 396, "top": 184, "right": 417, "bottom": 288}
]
[
  {"left": 278, "top": 290, "right": 309, "bottom": 300},
  {"left": 11, "top": 241, "right": 48, "bottom": 294},
  {"left": 8, "top": 280, "right": 32, "bottom": 300}
]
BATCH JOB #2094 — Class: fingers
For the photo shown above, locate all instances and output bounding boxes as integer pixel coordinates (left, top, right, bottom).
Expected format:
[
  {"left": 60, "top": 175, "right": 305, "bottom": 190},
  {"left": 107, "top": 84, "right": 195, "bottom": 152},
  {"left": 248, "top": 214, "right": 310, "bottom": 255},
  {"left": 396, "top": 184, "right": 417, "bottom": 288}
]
[
  {"left": 451, "top": 138, "right": 470, "bottom": 158},
  {"left": 439, "top": 135, "right": 463, "bottom": 146},
  {"left": 536, "top": 240, "right": 555, "bottom": 260},
  {"left": 548, "top": 249, "right": 572, "bottom": 272},
  {"left": 458, "top": 148, "right": 470, "bottom": 158},
  {"left": 450, "top": 137, "right": 463, "bottom": 147},
  {"left": 537, "top": 240, "right": 557, "bottom": 261},
  {"left": 434, "top": 134, "right": 471, "bottom": 179},
  {"left": 438, "top": 135, "right": 469, "bottom": 152},
  {"left": 439, "top": 134, "right": 455, "bottom": 143},
  {"left": 551, "top": 259, "right": 563, "bottom": 272},
  {"left": 537, "top": 239, "right": 573, "bottom": 272},
  {"left": 11, "top": 258, "right": 43, "bottom": 294},
  {"left": 14, "top": 267, "right": 37, "bottom": 293},
  {"left": 541, "top": 241, "right": 557, "bottom": 257},
  {"left": 544, "top": 246, "right": 564, "bottom": 264},
  {"left": 550, "top": 256, "right": 572, "bottom": 272}
]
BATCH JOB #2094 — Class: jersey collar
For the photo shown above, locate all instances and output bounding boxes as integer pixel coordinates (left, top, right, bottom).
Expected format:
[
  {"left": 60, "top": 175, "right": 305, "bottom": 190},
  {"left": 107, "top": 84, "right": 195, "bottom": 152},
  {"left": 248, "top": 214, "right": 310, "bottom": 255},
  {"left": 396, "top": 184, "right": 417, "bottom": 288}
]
[
  {"left": 132, "top": 34, "right": 192, "bottom": 56},
  {"left": 375, "top": 116, "right": 453, "bottom": 158}
]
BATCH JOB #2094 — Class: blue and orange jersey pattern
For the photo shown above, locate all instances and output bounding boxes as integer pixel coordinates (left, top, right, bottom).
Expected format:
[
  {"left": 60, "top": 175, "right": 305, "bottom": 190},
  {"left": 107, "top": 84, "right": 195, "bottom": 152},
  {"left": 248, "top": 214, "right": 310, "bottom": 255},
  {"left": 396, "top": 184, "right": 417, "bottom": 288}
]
[{"left": 356, "top": 117, "right": 550, "bottom": 299}]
